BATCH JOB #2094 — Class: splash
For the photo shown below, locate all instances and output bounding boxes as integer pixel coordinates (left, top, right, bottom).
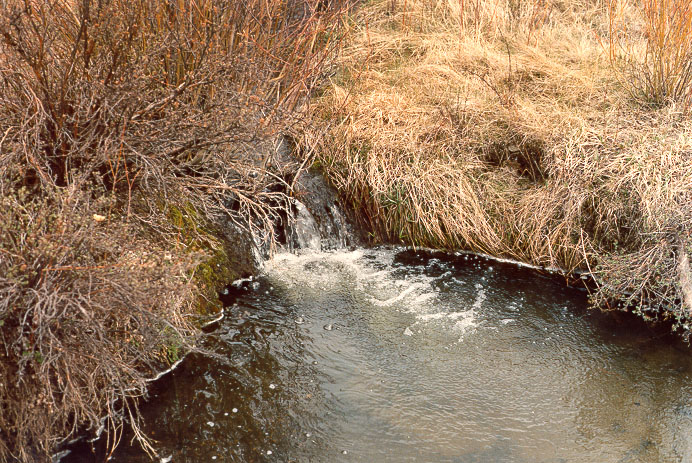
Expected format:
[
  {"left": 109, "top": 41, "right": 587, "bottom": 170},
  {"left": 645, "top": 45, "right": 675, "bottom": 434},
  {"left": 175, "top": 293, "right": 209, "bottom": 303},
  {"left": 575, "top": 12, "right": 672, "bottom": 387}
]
[{"left": 264, "top": 248, "right": 479, "bottom": 340}]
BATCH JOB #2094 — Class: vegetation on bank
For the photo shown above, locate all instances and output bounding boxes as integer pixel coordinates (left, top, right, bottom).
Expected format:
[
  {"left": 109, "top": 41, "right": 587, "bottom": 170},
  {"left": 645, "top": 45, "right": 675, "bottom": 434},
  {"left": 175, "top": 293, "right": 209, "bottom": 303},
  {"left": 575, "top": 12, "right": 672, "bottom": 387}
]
[
  {"left": 307, "top": 0, "right": 692, "bottom": 332},
  {"left": 1, "top": 0, "right": 691, "bottom": 459},
  {"left": 0, "top": 0, "right": 347, "bottom": 460}
]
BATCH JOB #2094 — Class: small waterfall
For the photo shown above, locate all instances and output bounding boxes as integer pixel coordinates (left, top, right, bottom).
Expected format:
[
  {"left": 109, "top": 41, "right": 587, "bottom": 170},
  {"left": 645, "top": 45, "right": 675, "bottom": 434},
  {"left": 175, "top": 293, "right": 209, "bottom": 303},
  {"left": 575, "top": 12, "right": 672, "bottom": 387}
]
[
  {"left": 285, "top": 168, "right": 362, "bottom": 252},
  {"left": 289, "top": 199, "right": 322, "bottom": 250}
]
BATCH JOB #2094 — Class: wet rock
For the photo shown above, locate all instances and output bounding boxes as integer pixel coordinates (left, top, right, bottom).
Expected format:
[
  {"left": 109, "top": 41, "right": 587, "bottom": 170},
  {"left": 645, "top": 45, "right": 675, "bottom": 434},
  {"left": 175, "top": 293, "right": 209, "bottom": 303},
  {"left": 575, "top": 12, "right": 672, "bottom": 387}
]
[
  {"left": 290, "top": 170, "right": 364, "bottom": 250},
  {"left": 275, "top": 135, "right": 365, "bottom": 250},
  {"left": 218, "top": 219, "right": 264, "bottom": 276}
]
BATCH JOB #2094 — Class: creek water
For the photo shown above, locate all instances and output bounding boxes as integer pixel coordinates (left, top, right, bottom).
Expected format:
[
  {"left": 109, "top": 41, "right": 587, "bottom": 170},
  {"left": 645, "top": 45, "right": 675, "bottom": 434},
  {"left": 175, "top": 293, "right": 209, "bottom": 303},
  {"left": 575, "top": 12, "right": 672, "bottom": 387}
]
[{"left": 65, "top": 247, "right": 692, "bottom": 462}]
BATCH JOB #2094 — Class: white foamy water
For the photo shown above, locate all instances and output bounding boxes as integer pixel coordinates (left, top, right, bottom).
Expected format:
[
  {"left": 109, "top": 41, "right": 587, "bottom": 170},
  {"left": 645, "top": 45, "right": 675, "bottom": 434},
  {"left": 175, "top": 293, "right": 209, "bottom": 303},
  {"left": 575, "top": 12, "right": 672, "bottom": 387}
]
[{"left": 265, "top": 248, "right": 479, "bottom": 340}]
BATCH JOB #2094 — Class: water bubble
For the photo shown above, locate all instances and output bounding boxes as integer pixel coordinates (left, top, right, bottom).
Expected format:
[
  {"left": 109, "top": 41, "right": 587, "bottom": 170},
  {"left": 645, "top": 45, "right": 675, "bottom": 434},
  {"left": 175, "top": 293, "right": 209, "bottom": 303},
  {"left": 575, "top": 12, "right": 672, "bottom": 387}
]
[
  {"left": 306, "top": 432, "right": 312, "bottom": 438},
  {"left": 269, "top": 383, "right": 276, "bottom": 390},
  {"left": 266, "top": 450, "right": 273, "bottom": 455},
  {"left": 206, "top": 421, "right": 215, "bottom": 427},
  {"left": 212, "top": 456, "right": 217, "bottom": 460},
  {"left": 323, "top": 323, "right": 333, "bottom": 331},
  {"left": 342, "top": 450, "right": 348, "bottom": 455},
  {"left": 224, "top": 412, "right": 229, "bottom": 416},
  {"left": 295, "top": 317, "right": 305, "bottom": 325},
  {"left": 232, "top": 408, "right": 238, "bottom": 413},
  {"left": 312, "top": 360, "right": 318, "bottom": 365}
]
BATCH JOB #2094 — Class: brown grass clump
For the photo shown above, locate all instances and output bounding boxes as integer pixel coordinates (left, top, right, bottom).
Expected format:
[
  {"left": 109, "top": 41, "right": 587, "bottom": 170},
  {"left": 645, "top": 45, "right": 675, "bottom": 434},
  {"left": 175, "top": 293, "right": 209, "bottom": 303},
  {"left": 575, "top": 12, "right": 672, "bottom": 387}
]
[
  {"left": 0, "top": 0, "right": 348, "bottom": 460},
  {"left": 307, "top": 0, "right": 692, "bottom": 333}
]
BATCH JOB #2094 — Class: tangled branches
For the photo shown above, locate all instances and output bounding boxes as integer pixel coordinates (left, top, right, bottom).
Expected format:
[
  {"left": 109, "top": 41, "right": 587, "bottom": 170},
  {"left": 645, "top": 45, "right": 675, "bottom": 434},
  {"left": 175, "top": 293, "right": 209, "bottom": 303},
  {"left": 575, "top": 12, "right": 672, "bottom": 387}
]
[{"left": 0, "top": 0, "right": 349, "bottom": 460}]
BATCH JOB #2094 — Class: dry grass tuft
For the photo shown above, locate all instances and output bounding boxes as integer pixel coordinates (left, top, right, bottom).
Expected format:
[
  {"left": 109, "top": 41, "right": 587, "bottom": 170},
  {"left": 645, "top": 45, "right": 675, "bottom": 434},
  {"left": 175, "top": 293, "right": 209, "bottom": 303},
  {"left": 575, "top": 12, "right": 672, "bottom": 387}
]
[{"left": 308, "top": 0, "right": 692, "bottom": 334}]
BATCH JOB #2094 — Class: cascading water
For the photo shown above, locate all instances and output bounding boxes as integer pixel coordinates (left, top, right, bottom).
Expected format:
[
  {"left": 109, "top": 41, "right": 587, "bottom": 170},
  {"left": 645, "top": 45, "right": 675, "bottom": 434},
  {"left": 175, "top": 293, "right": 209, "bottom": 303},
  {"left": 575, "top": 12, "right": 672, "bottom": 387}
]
[{"left": 64, "top": 247, "right": 692, "bottom": 463}]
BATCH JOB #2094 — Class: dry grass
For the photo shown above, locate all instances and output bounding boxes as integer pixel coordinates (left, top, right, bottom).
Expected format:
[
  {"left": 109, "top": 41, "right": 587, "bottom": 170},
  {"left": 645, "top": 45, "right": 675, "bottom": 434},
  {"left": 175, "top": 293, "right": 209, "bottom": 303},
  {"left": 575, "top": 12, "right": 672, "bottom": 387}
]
[
  {"left": 609, "top": 0, "right": 692, "bottom": 109},
  {"left": 0, "top": 0, "right": 348, "bottom": 460},
  {"left": 307, "top": 0, "right": 692, "bottom": 333}
]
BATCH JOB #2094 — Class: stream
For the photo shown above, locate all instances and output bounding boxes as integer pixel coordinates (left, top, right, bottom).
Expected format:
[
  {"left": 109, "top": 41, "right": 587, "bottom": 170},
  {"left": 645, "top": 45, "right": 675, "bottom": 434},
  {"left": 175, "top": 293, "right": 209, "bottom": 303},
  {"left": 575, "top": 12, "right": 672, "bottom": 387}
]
[{"left": 65, "top": 247, "right": 692, "bottom": 462}]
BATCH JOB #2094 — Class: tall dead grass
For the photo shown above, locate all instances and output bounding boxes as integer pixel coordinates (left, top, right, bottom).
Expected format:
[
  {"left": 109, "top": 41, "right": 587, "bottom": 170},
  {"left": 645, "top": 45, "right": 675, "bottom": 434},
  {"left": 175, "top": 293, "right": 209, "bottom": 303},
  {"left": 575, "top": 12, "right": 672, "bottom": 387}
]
[
  {"left": 308, "top": 0, "right": 692, "bottom": 334},
  {"left": 0, "top": 0, "right": 348, "bottom": 460},
  {"left": 609, "top": 0, "right": 692, "bottom": 110}
]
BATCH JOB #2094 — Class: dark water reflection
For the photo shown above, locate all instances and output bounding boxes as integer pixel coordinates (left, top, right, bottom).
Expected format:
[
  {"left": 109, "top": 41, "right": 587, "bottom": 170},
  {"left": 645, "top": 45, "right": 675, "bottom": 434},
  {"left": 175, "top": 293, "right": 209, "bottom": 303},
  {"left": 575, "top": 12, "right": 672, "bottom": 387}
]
[{"left": 65, "top": 248, "right": 692, "bottom": 462}]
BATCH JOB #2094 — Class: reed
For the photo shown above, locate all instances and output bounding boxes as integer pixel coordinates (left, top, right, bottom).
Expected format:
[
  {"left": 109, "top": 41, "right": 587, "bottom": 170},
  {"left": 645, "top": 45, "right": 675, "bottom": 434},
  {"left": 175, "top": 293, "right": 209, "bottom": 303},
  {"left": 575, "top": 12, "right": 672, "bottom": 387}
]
[{"left": 609, "top": 0, "right": 692, "bottom": 109}]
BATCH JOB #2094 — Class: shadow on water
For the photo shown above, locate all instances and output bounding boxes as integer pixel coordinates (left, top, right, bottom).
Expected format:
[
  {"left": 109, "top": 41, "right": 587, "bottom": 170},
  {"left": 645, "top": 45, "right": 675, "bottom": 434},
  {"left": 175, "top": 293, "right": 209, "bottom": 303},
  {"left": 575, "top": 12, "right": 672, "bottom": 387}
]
[
  {"left": 65, "top": 281, "right": 333, "bottom": 462},
  {"left": 63, "top": 248, "right": 692, "bottom": 463}
]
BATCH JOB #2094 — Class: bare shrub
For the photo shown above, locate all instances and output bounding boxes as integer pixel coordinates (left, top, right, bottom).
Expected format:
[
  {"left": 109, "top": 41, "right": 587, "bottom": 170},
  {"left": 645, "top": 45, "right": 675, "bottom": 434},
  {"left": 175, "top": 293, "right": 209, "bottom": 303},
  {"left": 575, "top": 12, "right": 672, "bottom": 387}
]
[
  {"left": 0, "top": 180, "right": 202, "bottom": 461},
  {"left": 0, "top": 0, "right": 349, "bottom": 460}
]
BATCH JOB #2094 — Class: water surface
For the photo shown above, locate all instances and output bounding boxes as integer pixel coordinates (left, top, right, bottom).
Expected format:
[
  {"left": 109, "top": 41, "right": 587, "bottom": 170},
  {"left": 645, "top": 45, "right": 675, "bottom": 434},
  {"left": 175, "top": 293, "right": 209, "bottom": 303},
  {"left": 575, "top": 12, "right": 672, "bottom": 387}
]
[{"left": 66, "top": 248, "right": 692, "bottom": 462}]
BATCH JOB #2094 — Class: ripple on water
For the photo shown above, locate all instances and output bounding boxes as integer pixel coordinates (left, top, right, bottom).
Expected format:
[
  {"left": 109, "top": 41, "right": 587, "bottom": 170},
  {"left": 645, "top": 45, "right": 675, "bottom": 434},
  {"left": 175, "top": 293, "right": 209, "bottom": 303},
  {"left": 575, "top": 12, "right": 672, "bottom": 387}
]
[{"left": 61, "top": 247, "right": 692, "bottom": 463}]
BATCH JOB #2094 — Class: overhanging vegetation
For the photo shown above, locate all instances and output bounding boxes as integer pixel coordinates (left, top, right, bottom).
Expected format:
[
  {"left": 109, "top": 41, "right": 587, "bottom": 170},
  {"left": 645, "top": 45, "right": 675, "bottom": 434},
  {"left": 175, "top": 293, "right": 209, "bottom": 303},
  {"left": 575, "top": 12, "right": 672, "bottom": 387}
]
[{"left": 0, "top": 0, "right": 348, "bottom": 460}]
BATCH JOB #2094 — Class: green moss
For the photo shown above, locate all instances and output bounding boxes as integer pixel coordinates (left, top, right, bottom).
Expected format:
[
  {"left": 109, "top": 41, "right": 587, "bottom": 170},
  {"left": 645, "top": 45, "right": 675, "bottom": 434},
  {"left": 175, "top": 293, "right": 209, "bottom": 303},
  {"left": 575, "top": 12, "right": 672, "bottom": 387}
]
[
  {"left": 166, "top": 204, "right": 239, "bottom": 318},
  {"left": 194, "top": 247, "right": 237, "bottom": 315}
]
